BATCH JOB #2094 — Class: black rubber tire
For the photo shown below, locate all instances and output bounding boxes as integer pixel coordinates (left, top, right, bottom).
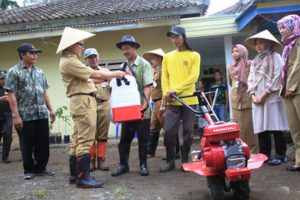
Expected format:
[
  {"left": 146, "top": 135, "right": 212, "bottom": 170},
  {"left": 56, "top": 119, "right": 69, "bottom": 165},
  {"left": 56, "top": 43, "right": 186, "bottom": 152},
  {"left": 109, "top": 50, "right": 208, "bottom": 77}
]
[
  {"left": 232, "top": 180, "right": 251, "bottom": 200},
  {"left": 207, "top": 176, "right": 225, "bottom": 200}
]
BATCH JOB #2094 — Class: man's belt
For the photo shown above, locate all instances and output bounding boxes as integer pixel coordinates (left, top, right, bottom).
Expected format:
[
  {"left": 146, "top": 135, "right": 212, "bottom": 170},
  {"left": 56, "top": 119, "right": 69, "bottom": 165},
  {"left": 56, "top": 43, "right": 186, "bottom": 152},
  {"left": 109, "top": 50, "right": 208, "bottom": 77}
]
[
  {"left": 97, "top": 99, "right": 108, "bottom": 103},
  {"left": 70, "top": 93, "right": 96, "bottom": 98},
  {"left": 152, "top": 98, "right": 162, "bottom": 102}
]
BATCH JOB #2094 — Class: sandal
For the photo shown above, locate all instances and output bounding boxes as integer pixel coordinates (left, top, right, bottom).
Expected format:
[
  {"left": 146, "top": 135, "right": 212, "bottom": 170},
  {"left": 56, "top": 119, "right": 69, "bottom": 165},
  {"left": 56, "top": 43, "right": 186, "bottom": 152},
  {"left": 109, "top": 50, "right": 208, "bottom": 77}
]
[{"left": 286, "top": 165, "right": 300, "bottom": 172}]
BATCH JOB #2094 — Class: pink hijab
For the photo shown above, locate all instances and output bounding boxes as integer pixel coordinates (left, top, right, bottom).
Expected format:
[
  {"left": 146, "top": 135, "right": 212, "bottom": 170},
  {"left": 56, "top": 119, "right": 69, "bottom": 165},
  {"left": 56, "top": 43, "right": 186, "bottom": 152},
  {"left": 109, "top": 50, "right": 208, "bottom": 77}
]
[
  {"left": 229, "top": 44, "right": 251, "bottom": 101},
  {"left": 277, "top": 14, "right": 300, "bottom": 86}
]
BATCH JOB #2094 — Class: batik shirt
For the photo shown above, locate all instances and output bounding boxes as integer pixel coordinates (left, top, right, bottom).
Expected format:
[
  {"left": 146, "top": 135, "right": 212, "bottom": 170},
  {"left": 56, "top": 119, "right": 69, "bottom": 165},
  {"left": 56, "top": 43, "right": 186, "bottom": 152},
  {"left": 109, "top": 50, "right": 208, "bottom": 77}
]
[{"left": 4, "top": 62, "right": 49, "bottom": 121}]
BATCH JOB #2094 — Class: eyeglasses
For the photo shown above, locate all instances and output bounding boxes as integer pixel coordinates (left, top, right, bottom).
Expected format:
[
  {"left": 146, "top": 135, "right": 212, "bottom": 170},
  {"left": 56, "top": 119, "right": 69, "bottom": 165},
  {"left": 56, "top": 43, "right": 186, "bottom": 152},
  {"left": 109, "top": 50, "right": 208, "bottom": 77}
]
[{"left": 76, "top": 42, "right": 84, "bottom": 48}]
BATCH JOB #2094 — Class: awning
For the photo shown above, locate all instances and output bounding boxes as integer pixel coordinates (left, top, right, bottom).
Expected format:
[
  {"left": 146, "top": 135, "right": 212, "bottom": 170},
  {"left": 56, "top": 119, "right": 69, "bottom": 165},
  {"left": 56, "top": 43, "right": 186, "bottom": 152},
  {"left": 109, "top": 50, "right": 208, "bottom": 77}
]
[{"left": 237, "top": 2, "right": 300, "bottom": 31}]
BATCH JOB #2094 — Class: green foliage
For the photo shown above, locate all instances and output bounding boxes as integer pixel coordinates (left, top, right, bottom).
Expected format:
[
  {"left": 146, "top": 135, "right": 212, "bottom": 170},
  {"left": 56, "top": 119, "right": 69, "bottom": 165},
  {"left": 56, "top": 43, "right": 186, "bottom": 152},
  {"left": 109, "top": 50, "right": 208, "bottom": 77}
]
[
  {"left": 0, "top": 0, "right": 19, "bottom": 10},
  {"left": 50, "top": 106, "right": 71, "bottom": 132},
  {"left": 34, "top": 188, "right": 49, "bottom": 198},
  {"left": 55, "top": 105, "right": 71, "bottom": 126},
  {"left": 112, "top": 184, "right": 126, "bottom": 195}
]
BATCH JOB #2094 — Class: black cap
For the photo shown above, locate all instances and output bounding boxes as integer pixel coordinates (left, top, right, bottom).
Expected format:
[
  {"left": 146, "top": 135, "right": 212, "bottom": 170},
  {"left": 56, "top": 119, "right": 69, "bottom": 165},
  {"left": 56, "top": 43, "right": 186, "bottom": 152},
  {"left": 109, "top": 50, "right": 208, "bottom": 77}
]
[
  {"left": 17, "top": 43, "right": 42, "bottom": 53},
  {"left": 167, "top": 25, "right": 186, "bottom": 37},
  {"left": 0, "top": 71, "right": 6, "bottom": 79}
]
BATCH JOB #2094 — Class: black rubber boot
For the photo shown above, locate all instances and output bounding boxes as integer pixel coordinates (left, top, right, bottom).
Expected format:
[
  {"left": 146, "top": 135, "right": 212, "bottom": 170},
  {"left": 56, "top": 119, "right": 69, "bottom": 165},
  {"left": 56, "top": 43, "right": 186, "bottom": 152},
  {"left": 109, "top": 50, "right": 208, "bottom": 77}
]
[
  {"left": 69, "top": 155, "right": 77, "bottom": 184},
  {"left": 180, "top": 144, "right": 191, "bottom": 164},
  {"left": 162, "top": 134, "right": 180, "bottom": 160},
  {"left": 139, "top": 144, "right": 149, "bottom": 176},
  {"left": 76, "top": 154, "right": 104, "bottom": 188},
  {"left": 180, "top": 144, "right": 191, "bottom": 172},
  {"left": 147, "top": 131, "right": 159, "bottom": 157},
  {"left": 159, "top": 148, "right": 175, "bottom": 173},
  {"left": 111, "top": 144, "right": 130, "bottom": 176}
]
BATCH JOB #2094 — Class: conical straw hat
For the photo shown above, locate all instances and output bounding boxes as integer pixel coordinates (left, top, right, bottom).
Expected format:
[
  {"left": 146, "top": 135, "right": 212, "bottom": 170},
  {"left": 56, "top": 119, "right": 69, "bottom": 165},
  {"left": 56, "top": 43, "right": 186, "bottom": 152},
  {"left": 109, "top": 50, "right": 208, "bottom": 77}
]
[
  {"left": 143, "top": 48, "right": 165, "bottom": 61},
  {"left": 56, "top": 27, "right": 95, "bottom": 54},
  {"left": 244, "top": 30, "right": 282, "bottom": 51}
]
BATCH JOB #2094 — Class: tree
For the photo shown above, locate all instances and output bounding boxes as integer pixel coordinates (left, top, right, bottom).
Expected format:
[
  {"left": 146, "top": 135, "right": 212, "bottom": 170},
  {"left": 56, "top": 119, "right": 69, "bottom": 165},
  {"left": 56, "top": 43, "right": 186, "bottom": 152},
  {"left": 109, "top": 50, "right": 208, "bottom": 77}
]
[{"left": 0, "top": 0, "right": 19, "bottom": 10}]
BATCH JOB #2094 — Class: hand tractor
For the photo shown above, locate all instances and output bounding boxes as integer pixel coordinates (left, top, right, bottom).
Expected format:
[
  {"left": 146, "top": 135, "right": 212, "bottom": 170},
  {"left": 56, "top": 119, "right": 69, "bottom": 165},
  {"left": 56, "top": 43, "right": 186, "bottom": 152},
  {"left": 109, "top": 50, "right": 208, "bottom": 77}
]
[{"left": 171, "top": 92, "right": 267, "bottom": 200}]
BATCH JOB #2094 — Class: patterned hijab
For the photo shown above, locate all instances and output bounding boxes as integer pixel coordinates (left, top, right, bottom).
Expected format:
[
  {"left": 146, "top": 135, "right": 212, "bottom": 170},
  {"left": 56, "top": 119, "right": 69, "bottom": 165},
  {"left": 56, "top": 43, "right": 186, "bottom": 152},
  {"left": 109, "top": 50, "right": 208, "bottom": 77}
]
[
  {"left": 277, "top": 15, "right": 300, "bottom": 86},
  {"left": 229, "top": 44, "right": 251, "bottom": 101},
  {"left": 248, "top": 40, "right": 274, "bottom": 94}
]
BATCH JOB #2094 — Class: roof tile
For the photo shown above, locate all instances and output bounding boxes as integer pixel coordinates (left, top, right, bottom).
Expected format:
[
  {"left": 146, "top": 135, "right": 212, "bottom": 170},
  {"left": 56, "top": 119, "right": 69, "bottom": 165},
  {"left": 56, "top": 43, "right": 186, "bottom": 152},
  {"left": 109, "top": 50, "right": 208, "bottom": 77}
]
[{"left": 0, "top": 0, "right": 206, "bottom": 25}]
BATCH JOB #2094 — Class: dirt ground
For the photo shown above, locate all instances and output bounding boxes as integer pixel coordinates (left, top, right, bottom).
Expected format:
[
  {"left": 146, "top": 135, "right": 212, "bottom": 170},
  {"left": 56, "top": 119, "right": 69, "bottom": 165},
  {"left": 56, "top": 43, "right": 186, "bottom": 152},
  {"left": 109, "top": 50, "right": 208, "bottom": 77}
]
[{"left": 0, "top": 137, "right": 299, "bottom": 200}]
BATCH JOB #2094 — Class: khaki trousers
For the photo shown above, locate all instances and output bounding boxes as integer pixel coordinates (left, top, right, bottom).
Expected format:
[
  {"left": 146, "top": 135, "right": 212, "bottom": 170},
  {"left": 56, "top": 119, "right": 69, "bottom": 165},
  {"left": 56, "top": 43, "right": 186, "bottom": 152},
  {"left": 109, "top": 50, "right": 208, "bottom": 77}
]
[
  {"left": 283, "top": 95, "right": 300, "bottom": 165},
  {"left": 69, "top": 95, "right": 97, "bottom": 156},
  {"left": 150, "top": 100, "right": 165, "bottom": 132},
  {"left": 232, "top": 108, "right": 259, "bottom": 153},
  {"left": 96, "top": 100, "right": 110, "bottom": 141}
]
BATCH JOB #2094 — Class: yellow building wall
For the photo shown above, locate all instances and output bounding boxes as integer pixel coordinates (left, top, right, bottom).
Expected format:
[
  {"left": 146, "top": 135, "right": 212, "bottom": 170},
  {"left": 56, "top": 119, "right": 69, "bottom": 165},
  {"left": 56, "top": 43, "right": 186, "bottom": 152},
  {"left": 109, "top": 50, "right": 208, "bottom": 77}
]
[{"left": 0, "top": 26, "right": 174, "bottom": 137}]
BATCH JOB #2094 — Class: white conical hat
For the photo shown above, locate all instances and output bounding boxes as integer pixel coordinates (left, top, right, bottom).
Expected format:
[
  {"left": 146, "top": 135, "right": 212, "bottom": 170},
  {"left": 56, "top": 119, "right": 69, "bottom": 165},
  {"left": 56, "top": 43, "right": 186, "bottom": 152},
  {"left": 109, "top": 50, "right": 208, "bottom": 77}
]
[
  {"left": 143, "top": 48, "right": 165, "bottom": 61},
  {"left": 56, "top": 27, "right": 95, "bottom": 54},
  {"left": 244, "top": 30, "right": 282, "bottom": 51}
]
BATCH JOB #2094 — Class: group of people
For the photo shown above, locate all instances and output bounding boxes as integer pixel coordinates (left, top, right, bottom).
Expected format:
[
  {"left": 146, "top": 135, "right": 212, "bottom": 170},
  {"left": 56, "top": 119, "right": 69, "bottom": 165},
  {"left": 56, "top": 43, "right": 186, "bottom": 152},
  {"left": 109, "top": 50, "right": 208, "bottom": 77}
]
[
  {"left": 227, "top": 15, "right": 300, "bottom": 170},
  {"left": 54, "top": 24, "right": 200, "bottom": 188},
  {"left": 0, "top": 14, "right": 299, "bottom": 190}
]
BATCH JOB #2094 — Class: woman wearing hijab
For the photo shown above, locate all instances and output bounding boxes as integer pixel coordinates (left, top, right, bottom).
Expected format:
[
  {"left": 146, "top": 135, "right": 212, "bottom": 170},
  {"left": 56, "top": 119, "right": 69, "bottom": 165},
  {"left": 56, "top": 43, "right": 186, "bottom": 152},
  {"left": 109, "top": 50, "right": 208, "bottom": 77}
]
[
  {"left": 277, "top": 15, "right": 300, "bottom": 171},
  {"left": 245, "top": 30, "right": 289, "bottom": 166},
  {"left": 228, "top": 44, "right": 258, "bottom": 153}
]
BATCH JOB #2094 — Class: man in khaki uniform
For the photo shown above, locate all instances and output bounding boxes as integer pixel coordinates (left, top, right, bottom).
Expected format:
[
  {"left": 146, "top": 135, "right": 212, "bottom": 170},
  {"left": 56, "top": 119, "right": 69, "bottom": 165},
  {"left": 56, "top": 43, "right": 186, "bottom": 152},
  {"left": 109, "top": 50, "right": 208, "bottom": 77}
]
[
  {"left": 57, "top": 27, "right": 124, "bottom": 188},
  {"left": 84, "top": 48, "right": 110, "bottom": 171}
]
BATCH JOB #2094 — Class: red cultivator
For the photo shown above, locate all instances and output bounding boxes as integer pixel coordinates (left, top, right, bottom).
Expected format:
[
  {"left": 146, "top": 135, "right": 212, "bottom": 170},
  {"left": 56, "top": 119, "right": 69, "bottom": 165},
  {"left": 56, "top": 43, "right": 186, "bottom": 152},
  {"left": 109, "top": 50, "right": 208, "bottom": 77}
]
[{"left": 171, "top": 92, "right": 267, "bottom": 200}]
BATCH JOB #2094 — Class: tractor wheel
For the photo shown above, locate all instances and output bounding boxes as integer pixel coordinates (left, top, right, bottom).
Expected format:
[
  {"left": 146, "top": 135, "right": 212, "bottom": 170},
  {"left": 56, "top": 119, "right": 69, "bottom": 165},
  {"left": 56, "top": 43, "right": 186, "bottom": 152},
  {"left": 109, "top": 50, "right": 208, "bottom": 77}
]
[
  {"left": 231, "top": 180, "right": 250, "bottom": 200},
  {"left": 206, "top": 176, "right": 224, "bottom": 200}
]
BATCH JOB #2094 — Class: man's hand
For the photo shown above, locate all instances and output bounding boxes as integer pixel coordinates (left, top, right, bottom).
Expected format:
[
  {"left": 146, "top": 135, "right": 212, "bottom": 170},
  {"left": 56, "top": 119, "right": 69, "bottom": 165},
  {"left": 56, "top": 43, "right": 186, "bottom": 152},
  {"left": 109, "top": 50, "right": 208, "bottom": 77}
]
[
  {"left": 140, "top": 103, "right": 148, "bottom": 113},
  {"left": 165, "top": 90, "right": 176, "bottom": 103},
  {"left": 285, "top": 90, "right": 295, "bottom": 98},
  {"left": 0, "top": 95, "right": 8, "bottom": 101},
  {"left": 114, "top": 71, "right": 125, "bottom": 79},
  {"left": 140, "top": 106, "right": 146, "bottom": 120},
  {"left": 157, "top": 105, "right": 166, "bottom": 119},
  {"left": 13, "top": 116, "right": 23, "bottom": 130},
  {"left": 49, "top": 110, "right": 56, "bottom": 124}
]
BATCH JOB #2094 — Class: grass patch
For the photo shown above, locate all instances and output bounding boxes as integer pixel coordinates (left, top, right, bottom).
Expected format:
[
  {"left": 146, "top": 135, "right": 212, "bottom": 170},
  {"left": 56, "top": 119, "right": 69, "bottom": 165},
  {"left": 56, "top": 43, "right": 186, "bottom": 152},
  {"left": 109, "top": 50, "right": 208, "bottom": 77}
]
[
  {"left": 34, "top": 188, "right": 49, "bottom": 198},
  {"left": 112, "top": 184, "right": 126, "bottom": 195}
]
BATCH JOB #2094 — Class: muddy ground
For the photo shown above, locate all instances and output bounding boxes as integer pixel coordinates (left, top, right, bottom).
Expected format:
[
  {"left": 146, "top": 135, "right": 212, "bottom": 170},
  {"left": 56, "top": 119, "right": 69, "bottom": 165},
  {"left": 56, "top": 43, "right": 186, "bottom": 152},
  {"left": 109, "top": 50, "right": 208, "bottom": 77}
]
[{"left": 0, "top": 137, "right": 299, "bottom": 200}]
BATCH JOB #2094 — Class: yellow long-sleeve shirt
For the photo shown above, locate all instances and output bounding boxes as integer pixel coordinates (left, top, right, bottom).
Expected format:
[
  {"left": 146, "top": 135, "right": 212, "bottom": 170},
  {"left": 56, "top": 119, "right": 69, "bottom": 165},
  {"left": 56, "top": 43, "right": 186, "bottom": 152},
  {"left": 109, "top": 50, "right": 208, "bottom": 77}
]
[{"left": 162, "top": 49, "right": 200, "bottom": 106}]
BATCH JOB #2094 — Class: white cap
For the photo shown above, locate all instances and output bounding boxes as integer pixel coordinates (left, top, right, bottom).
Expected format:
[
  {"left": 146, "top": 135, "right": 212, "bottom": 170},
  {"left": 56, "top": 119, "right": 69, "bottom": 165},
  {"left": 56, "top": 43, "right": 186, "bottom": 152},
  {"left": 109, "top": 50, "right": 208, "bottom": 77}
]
[{"left": 84, "top": 48, "right": 99, "bottom": 58}]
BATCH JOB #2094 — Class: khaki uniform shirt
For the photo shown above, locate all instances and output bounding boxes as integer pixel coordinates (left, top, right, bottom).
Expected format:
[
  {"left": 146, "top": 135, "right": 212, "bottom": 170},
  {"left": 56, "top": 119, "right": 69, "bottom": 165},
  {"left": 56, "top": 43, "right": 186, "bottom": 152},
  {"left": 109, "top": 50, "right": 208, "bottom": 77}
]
[
  {"left": 94, "top": 66, "right": 110, "bottom": 101},
  {"left": 227, "top": 67, "right": 252, "bottom": 110},
  {"left": 151, "top": 65, "right": 163, "bottom": 101},
  {"left": 59, "top": 51, "right": 96, "bottom": 97},
  {"left": 285, "top": 38, "right": 300, "bottom": 94}
]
